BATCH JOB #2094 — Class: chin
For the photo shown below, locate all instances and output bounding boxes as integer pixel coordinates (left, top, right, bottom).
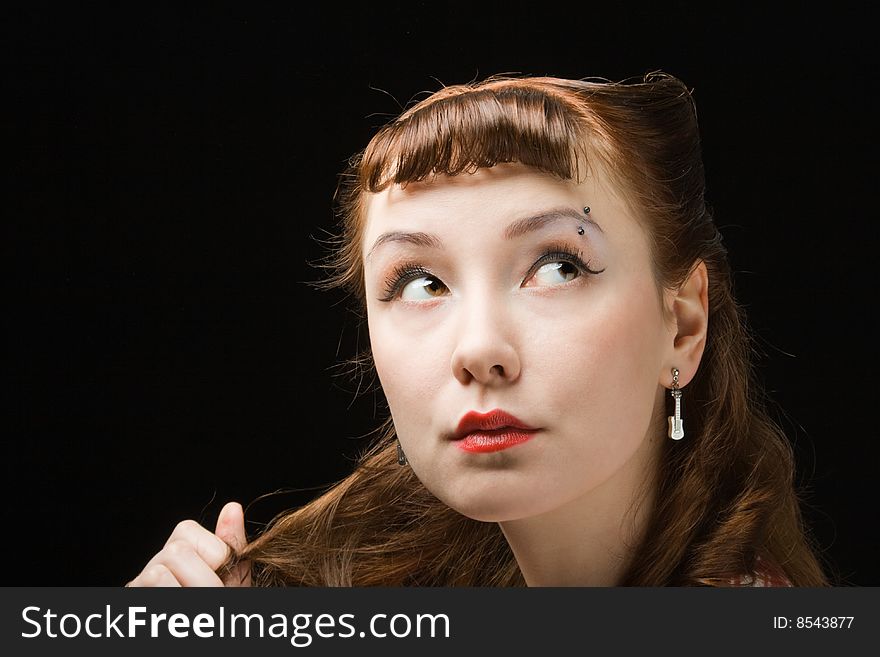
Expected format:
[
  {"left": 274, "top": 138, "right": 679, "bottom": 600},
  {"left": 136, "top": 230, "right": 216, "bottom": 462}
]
[{"left": 441, "top": 493, "right": 553, "bottom": 523}]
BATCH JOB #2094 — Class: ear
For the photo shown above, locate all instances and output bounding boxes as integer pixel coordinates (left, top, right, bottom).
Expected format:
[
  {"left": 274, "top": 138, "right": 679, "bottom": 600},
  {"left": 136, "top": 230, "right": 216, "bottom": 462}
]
[{"left": 662, "top": 260, "right": 709, "bottom": 388}]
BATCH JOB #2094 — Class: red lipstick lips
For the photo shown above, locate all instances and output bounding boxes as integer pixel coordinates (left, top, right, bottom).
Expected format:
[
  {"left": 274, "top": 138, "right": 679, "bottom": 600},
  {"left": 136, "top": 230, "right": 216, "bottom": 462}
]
[{"left": 453, "top": 409, "right": 539, "bottom": 453}]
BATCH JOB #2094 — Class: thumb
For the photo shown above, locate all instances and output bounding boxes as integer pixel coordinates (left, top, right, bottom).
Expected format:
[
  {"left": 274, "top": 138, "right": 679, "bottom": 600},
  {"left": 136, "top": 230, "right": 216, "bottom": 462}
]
[{"left": 214, "top": 501, "right": 252, "bottom": 587}]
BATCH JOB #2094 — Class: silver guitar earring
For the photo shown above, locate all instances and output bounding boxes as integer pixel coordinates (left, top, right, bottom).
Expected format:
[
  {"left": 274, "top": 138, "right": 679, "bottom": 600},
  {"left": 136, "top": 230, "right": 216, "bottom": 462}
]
[
  {"left": 396, "top": 439, "right": 409, "bottom": 466},
  {"left": 667, "top": 368, "right": 684, "bottom": 440}
]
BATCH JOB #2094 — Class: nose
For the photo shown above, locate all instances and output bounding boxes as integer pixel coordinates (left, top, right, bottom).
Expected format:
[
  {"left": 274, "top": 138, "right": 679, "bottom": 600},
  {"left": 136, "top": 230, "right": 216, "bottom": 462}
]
[{"left": 450, "top": 295, "right": 521, "bottom": 386}]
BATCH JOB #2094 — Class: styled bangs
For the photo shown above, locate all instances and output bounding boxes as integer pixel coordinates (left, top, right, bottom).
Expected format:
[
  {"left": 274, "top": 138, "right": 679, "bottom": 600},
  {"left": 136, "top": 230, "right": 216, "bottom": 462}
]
[{"left": 358, "top": 83, "right": 593, "bottom": 191}]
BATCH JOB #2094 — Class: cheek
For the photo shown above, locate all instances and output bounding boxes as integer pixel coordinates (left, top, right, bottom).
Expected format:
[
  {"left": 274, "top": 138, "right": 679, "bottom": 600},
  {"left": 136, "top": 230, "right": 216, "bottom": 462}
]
[
  {"left": 527, "top": 277, "right": 664, "bottom": 376},
  {"left": 538, "top": 280, "right": 666, "bottom": 450},
  {"left": 369, "top": 313, "right": 444, "bottom": 419},
  {"left": 594, "top": 296, "right": 665, "bottom": 386},
  {"left": 584, "top": 285, "right": 667, "bottom": 438}
]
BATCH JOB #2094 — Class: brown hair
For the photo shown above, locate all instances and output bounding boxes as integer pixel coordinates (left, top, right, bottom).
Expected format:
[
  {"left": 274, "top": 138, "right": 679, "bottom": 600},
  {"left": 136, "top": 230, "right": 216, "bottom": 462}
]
[{"left": 221, "top": 71, "right": 831, "bottom": 586}]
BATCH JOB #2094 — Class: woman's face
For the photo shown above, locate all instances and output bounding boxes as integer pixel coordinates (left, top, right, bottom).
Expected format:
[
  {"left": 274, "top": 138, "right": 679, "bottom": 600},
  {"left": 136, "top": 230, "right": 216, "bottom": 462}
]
[{"left": 362, "top": 162, "right": 675, "bottom": 522}]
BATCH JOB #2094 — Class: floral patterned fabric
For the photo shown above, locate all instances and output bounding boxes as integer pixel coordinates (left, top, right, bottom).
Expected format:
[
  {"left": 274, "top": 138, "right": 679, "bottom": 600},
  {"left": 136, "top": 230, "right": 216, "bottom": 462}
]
[{"left": 729, "top": 555, "right": 793, "bottom": 587}]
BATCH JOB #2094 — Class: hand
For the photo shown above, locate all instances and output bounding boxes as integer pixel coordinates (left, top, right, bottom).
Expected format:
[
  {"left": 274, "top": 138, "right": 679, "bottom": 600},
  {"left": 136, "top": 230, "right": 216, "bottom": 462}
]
[{"left": 126, "top": 501, "right": 252, "bottom": 587}]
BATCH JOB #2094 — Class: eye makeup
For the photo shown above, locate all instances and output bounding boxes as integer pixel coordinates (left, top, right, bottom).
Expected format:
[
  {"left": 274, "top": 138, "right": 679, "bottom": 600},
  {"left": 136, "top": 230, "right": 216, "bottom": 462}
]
[
  {"left": 376, "top": 242, "right": 605, "bottom": 303},
  {"left": 379, "top": 261, "right": 437, "bottom": 302},
  {"left": 523, "top": 242, "right": 605, "bottom": 286}
]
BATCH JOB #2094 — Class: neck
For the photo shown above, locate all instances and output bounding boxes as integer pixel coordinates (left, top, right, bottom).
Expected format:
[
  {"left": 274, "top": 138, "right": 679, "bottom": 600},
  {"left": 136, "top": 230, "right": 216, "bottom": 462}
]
[{"left": 497, "top": 420, "right": 662, "bottom": 587}]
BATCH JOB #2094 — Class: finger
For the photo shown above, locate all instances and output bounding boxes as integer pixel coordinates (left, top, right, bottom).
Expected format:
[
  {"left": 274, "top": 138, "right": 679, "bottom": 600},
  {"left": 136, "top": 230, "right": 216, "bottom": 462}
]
[
  {"left": 127, "top": 563, "right": 183, "bottom": 588},
  {"left": 214, "top": 502, "right": 247, "bottom": 551},
  {"left": 154, "top": 538, "right": 226, "bottom": 587},
  {"left": 214, "top": 501, "right": 252, "bottom": 587},
  {"left": 161, "top": 519, "right": 231, "bottom": 571}
]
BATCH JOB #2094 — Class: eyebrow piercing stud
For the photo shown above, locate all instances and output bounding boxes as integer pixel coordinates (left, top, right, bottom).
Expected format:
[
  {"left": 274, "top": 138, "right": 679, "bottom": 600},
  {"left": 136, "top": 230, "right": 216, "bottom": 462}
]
[{"left": 577, "top": 206, "right": 590, "bottom": 234}]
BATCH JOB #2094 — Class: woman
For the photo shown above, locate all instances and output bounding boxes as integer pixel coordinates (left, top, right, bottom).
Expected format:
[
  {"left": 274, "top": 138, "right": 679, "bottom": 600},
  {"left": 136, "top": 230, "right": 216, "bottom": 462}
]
[{"left": 127, "top": 71, "right": 830, "bottom": 587}]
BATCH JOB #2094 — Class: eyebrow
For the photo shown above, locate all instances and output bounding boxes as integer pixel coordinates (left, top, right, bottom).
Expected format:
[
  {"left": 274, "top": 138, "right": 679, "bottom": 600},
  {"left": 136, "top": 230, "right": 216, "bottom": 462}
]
[{"left": 366, "top": 206, "right": 603, "bottom": 260}]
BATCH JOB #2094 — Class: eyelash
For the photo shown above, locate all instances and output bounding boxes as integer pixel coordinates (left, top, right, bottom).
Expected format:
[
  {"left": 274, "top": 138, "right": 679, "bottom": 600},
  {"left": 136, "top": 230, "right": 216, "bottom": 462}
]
[{"left": 378, "top": 243, "right": 606, "bottom": 303}]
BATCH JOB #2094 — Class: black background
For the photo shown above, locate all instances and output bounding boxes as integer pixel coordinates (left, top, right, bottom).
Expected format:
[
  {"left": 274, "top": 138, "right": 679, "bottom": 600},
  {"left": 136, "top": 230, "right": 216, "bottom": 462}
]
[{"left": 5, "top": 4, "right": 876, "bottom": 585}]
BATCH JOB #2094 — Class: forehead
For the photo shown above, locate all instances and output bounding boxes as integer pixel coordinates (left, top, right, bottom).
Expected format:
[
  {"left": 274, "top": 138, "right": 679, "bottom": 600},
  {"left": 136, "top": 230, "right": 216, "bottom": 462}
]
[{"left": 361, "top": 162, "right": 640, "bottom": 253}]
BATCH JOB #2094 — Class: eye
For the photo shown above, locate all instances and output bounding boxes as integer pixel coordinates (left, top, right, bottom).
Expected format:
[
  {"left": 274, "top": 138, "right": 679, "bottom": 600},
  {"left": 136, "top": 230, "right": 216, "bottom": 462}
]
[
  {"left": 527, "top": 260, "right": 581, "bottom": 287},
  {"left": 377, "top": 246, "right": 604, "bottom": 303},
  {"left": 522, "top": 246, "right": 605, "bottom": 289},
  {"left": 399, "top": 275, "right": 449, "bottom": 301},
  {"left": 379, "top": 263, "right": 450, "bottom": 302}
]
